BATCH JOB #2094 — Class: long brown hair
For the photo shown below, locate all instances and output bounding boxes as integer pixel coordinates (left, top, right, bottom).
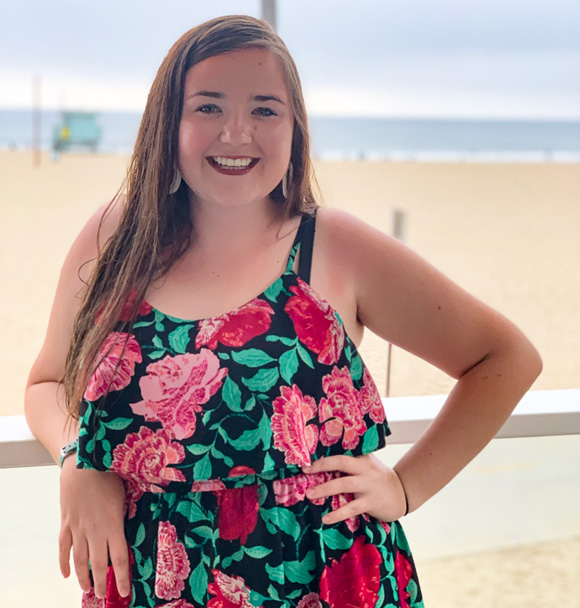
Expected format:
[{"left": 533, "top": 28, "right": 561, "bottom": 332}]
[{"left": 63, "top": 15, "right": 321, "bottom": 418}]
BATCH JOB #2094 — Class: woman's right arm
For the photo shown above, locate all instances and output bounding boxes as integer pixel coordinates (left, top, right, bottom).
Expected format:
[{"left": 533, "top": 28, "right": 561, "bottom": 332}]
[{"left": 24, "top": 201, "right": 131, "bottom": 599}]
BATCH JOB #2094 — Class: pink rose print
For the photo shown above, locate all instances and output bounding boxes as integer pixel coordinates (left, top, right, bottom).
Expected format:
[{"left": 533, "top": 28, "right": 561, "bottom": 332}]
[
  {"left": 296, "top": 592, "right": 323, "bottom": 608},
  {"left": 284, "top": 278, "right": 344, "bottom": 365},
  {"left": 155, "top": 601, "right": 196, "bottom": 608},
  {"left": 192, "top": 479, "right": 227, "bottom": 493},
  {"left": 273, "top": 471, "right": 329, "bottom": 507},
  {"left": 111, "top": 427, "right": 186, "bottom": 492},
  {"left": 395, "top": 552, "right": 414, "bottom": 608},
  {"left": 319, "top": 536, "right": 382, "bottom": 608},
  {"left": 319, "top": 366, "right": 367, "bottom": 450},
  {"left": 81, "top": 588, "right": 104, "bottom": 608},
  {"left": 207, "top": 570, "right": 259, "bottom": 608},
  {"left": 84, "top": 332, "right": 142, "bottom": 401},
  {"left": 131, "top": 349, "right": 227, "bottom": 440},
  {"left": 271, "top": 384, "right": 319, "bottom": 466},
  {"left": 195, "top": 298, "right": 274, "bottom": 350},
  {"left": 360, "top": 368, "right": 386, "bottom": 423},
  {"left": 155, "top": 521, "right": 191, "bottom": 600}
]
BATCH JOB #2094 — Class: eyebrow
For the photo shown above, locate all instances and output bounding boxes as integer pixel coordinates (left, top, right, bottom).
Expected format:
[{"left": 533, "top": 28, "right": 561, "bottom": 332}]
[{"left": 190, "top": 91, "right": 286, "bottom": 105}]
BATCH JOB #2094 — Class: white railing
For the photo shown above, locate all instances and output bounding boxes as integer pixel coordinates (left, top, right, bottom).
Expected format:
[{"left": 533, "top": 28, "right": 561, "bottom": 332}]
[{"left": 1, "top": 389, "right": 579, "bottom": 469}]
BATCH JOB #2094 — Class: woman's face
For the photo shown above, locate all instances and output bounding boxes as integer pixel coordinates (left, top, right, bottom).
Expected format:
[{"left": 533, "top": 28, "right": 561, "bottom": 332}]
[{"left": 178, "top": 47, "right": 294, "bottom": 211}]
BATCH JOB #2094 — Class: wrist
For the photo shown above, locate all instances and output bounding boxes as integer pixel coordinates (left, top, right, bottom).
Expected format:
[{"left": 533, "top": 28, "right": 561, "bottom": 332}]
[{"left": 392, "top": 467, "right": 409, "bottom": 517}]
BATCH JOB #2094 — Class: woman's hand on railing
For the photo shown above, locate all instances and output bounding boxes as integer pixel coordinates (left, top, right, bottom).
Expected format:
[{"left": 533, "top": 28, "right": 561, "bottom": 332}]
[{"left": 58, "top": 459, "right": 131, "bottom": 599}]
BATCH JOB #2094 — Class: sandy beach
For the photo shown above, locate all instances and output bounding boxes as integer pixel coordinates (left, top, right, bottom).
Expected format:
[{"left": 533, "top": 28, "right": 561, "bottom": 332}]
[{"left": 1, "top": 150, "right": 579, "bottom": 606}]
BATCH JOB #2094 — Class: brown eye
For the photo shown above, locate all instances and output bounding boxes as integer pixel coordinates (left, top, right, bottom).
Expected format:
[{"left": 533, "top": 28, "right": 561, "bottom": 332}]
[
  {"left": 197, "top": 104, "right": 221, "bottom": 114},
  {"left": 253, "top": 107, "right": 276, "bottom": 117}
]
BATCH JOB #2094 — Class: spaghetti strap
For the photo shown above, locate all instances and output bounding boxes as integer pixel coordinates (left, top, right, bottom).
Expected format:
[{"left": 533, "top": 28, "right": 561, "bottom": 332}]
[{"left": 285, "top": 209, "right": 318, "bottom": 279}]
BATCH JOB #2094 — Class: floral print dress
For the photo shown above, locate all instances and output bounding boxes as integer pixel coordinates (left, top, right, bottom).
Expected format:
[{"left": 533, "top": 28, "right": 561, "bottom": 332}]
[{"left": 77, "top": 212, "right": 424, "bottom": 608}]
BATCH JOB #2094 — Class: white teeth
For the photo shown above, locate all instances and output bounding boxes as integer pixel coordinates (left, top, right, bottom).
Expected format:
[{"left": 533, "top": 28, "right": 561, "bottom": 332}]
[{"left": 212, "top": 156, "right": 254, "bottom": 168}]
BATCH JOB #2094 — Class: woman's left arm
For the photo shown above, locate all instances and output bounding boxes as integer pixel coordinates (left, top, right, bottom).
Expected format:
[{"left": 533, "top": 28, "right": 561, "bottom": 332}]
[{"left": 302, "top": 209, "right": 542, "bottom": 519}]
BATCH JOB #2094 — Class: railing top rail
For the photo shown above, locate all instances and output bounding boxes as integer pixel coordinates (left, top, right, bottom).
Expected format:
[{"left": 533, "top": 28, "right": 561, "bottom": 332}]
[{"left": 1, "top": 389, "right": 579, "bottom": 469}]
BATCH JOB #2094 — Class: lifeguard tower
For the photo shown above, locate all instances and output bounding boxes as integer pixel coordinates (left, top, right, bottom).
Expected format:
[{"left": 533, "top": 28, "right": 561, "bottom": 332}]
[{"left": 52, "top": 111, "right": 102, "bottom": 153}]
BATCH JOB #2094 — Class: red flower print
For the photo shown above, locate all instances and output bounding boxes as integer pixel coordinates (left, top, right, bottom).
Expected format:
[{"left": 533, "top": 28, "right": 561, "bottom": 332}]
[
  {"left": 111, "top": 427, "right": 186, "bottom": 491},
  {"left": 84, "top": 332, "right": 142, "bottom": 401},
  {"left": 81, "top": 588, "right": 104, "bottom": 608},
  {"left": 155, "top": 601, "right": 196, "bottom": 608},
  {"left": 207, "top": 570, "right": 258, "bottom": 608},
  {"left": 214, "top": 466, "right": 259, "bottom": 545},
  {"left": 330, "top": 487, "right": 371, "bottom": 533},
  {"left": 395, "top": 551, "right": 414, "bottom": 608},
  {"left": 195, "top": 298, "right": 274, "bottom": 350},
  {"left": 360, "top": 368, "right": 386, "bottom": 423},
  {"left": 284, "top": 278, "right": 344, "bottom": 365},
  {"left": 296, "top": 592, "right": 323, "bottom": 608},
  {"left": 131, "top": 349, "right": 227, "bottom": 440},
  {"left": 319, "top": 536, "right": 382, "bottom": 608},
  {"left": 155, "top": 521, "right": 191, "bottom": 600},
  {"left": 271, "top": 385, "right": 319, "bottom": 466},
  {"left": 319, "top": 367, "right": 367, "bottom": 450}
]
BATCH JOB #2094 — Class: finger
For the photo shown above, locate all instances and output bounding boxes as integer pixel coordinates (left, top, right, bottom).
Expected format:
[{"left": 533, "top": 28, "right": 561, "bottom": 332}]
[
  {"left": 306, "top": 475, "right": 363, "bottom": 501},
  {"left": 302, "top": 454, "right": 361, "bottom": 475},
  {"left": 322, "top": 498, "right": 366, "bottom": 525},
  {"left": 108, "top": 537, "right": 132, "bottom": 598},
  {"left": 71, "top": 535, "right": 92, "bottom": 593},
  {"left": 87, "top": 539, "right": 110, "bottom": 599},
  {"left": 58, "top": 526, "right": 73, "bottom": 578}
]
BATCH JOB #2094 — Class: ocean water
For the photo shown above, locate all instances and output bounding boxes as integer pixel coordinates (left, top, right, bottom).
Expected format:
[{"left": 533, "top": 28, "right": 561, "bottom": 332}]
[{"left": 1, "top": 108, "right": 580, "bottom": 161}]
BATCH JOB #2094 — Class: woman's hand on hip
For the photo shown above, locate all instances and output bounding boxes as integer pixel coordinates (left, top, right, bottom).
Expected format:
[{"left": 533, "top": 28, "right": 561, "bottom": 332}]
[
  {"left": 301, "top": 453, "right": 407, "bottom": 524},
  {"left": 59, "top": 459, "right": 130, "bottom": 599}
]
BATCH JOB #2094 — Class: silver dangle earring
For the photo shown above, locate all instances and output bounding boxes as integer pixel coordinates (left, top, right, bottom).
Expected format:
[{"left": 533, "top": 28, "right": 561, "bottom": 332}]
[
  {"left": 281, "top": 162, "right": 293, "bottom": 199},
  {"left": 169, "top": 168, "right": 182, "bottom": 194}
]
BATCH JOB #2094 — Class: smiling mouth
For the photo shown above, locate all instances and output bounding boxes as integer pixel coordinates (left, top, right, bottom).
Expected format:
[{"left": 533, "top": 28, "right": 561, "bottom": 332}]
[{"left": 207, "top": 156, "right": 260, "bottom": 173}]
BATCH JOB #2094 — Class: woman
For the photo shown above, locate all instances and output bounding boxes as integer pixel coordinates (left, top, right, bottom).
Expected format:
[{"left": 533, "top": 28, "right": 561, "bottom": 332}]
[{"left": 25, "top": 15, "right": 542, "bottom": 608}]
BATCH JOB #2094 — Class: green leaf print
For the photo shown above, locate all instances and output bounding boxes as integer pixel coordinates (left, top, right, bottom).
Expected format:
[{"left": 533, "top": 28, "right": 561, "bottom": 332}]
[
  {"left": 227, "top": 426, "right": 262, "bottom": 451},
  {"left": 221, "top": 548, "right": 244, "bottom": 569},
  {"left": 350, "top": 354, "right": 363, "bottom": 381},
  {"left": 296, "top": 343, "right": 315, "bottom": 368},
  {"left": 264, "top": 278, "right": 284, "bottom": 302},
  {"left": 85, "top": 438, "right": 95, "bottom": 455},
  {"left": 168, "top": 324, "right": 195, "bottom": 354},
  {"left": 243, "top": 546, "right": 273, "bottom": 559},
  {"left": 132, "top": 320, "right": 154, "bottom": 328},
  {"left": 259, "top": 414, "right": 274, "bottom": 450},
  {"left": 344, "top": 344, "right": 352, "bottom": 362},
  {"left": 242, "top": 367, "right": 280, "bottom": 392},
  {"left": 102, "top": 452, "right": 112, "bottom": 468},
  {"left": 222, "top": 376, "right": 242, "bottom": 412},
  {"left": 103, "top": 417, "right": 133, "bottom": 430},
  {"left": 210, "top": 445, "right": 234, "bottom": 467},
  {"left": 152, "top": 335, "right": 163, "bottom": 349},
  {"left": 262, "top": 507, "right": 300, "bottom": 540},
  {"left": 231, "top": 348, "right": 276, "bottom": 367},
  {"left": 192, "top": 525, "right": 213, "bottom": 541},
  {"left": 362, "top": 425, "right": 379, "bottom": 452},
  {"left": 244, "top": 395, "right": 256, "bottom": 411},
  {"left": 176, "top": 500, "right": 209, "bottom": 524},
  {"left": 140, "top": 557, "right": 154, "bottom": 580},
  {"left": 265, "top": 562, "right": 284, "bottom": 584},
  {"left": 189, "top": 562, "right": 208, "bottom": 604},
  {"left": 193, "top": 453, "right": 212, "bottom": 479},
  {"left": 135, "top": 523, "right": 146, "bottom": 547},
  {"left": 95, "top": 425, "right": 106, "bottom": 441},
  {"left": 148, "top": 349, "right": 166, "bottom": 360},
  {"left": 250, "top": 590, "right": 269, "bottom": 607},
  {"left": 279, "top": 349, "right": 299, "bottom": 384},
  {"left": 266, "top": 584, "right": 282, "bottom": 601},
  {"left": 265, "top": 335, "right": 296, "bottom": 346},
  {"left": 187, "top": 443, "right": 211, "bottom": 455},
  {"left": 322, "top": 528, "right": 353, "bottom": 551},
  {"left": 284, "top": 550, "right": 316, "bottom": 584}
]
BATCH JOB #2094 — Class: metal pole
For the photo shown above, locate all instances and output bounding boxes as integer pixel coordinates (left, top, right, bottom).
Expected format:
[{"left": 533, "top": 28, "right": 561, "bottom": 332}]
[
  {"left": 261, "top": 0, "right": 277, "bottom": 30},
  {"left": 32, "top": 74, "right": 42, "bottom": 167},
  {"left": 385, "top": 209, "right": 407, "bottom": 396}
]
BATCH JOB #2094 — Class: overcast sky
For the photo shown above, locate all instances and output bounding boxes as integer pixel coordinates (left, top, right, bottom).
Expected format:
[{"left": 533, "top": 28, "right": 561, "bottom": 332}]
[{"left": 1, "top": 0, "right": 579, "bottom": 118}]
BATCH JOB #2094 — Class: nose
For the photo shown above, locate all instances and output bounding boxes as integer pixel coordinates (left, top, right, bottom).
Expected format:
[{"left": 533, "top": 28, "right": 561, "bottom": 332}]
[{"left": 219, "top": 113, "right": 253, "bottom": 146}]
